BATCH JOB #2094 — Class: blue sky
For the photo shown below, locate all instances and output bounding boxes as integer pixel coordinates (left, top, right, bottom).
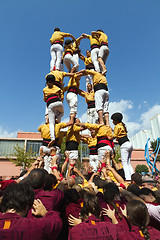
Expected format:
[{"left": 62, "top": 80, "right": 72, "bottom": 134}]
[{"left": 0, "top": 0, "right": 160, "bottom": 138}]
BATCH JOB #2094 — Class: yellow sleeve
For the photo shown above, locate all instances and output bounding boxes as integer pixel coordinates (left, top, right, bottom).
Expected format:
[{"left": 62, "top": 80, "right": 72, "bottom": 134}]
[
  {"left": 85, "top": 70, "right": 96, "bottom": 76},
  {"left": 59, "top": 122, "right": 67, "bottom": 129},
  {"left": 38, "top": 126, "right": 41, "bottom": 132},
  {"left": 74, "top": 125, "right": 81, "bottom": 132},
  {"left": 85, "top": 123, "right": 99, "bottom": 130},
  {"left": 113, "top": 125, "right": 120, "bottom": 138},
  {"left": 43, "top": 90, "right": 47, "bottom": 102}
]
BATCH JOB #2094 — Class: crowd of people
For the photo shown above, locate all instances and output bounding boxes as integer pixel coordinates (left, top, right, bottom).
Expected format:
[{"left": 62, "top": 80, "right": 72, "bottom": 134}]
[{"left": 0, "top": 27, "right": 160, "bottom": 239}]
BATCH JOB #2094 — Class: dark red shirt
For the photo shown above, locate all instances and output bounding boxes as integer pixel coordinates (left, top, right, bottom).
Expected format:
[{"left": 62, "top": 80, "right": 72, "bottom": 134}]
[
  {"left": 27, "top": 188, "right": 64, "bottom": 218},
  {"left": 97, "top": 192, "right": 129, "bottom": 231},
  {"left": 70, "top": 215, "right": 118, "bottom": 240},
  {"left": 0, "top": 211, "right": 62, "bottom": 240},
  {"left": 117, "top": 225, "right": 160, "bottom": 240}
]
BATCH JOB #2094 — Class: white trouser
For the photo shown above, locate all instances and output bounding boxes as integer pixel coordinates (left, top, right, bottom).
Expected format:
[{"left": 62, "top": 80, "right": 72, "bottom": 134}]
[
  {"left": 63, "top": 54, "right": 79, "bottom": 72},
  {"left": 120, "top": 141, "right": 134, "bottom": 181},
  {"left": 44, "top": 155, "right": 52, "bottom": 173},
  {"left": 87, "top": 108, "right": 98, "bottom": 124},
  {"left": 95, "top": 89, "right": 109, "bottom": 113},
  {"left": 48, "top": 101, "right": 64, "bottom": 140},
  {"left": 98, "top": 145, "right": 113, "bottom": 162},
  {"left": 98, "top": 45, "right": 109, "bottom": 63},
  {"left": 50, "top": 44, "right": 63, "bottom": 71},
  {"left": 91, "top": 48, "right": 100, "bottom": 72},
  {"left": 89, "top": 155, "right": 99, "bottom": 172},
  {"left": 66, "top": 92, "right": 77, "bottom": 114},
  {"left": 73, "top": 53, "right": 79, "bottom": 72}
]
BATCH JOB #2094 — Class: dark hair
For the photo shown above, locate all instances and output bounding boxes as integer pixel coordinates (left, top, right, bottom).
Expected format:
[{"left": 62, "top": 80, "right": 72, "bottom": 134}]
[
  {"left": 27, "top": 169, "right": 46, "bottom": 189},
  {"left": 46, "top": 74, "right": 55, "bottom": 83},
  {"left": 80, "top": 192, "right": 101, "bottom": 219},
  {"left": 93, "top": 176, "right": 109, "bottom": 189},
  {"left": 103, "top": 182, "right": 122, "bottom": 220},
  {"left": 65, "top": 39, "right": 72, "bottom": 45},
  {"left": 54, "top": 27, "right": 60, "bottom": 32},
  {"left": 1, "top": 182, "right": 34, "bottom": 213},
  {"left": 127, "top": 183, "right": 140, "bottom": 196},
  {"left": 131, "top": 172, "right": 142, "bottom": 186},
  {"left": 97, "top": 29, "right": 104, "bottom": 33},
  {"left": 127, "top": 200, "right": 150, "bottom": 240},
  {"left": 64, "top": 189, "right": 81, "bottom": 205},
  {"left": 43, "top": 174, "right": 57, "bottom": 191},
  {"left": 139, "top": 187, "right": 160, "bottom": 203},
  {"left": 75, "top": 176, "right": 84, "bottom": 185}
]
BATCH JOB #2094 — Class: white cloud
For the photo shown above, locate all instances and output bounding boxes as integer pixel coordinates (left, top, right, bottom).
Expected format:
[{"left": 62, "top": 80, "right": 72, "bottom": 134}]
[
  {"left": 109, "top": 99, "right": 133, "bottom": 118},
  {"left": 0, "top": 126, "right": 17, "bottom": 138},
  {"left": 140, "top": 104, "right": 160, "bottom": 130}
]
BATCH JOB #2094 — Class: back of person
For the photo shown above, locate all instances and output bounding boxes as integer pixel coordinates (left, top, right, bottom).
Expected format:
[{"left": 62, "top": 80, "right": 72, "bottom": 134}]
[
  {"left": 0, "top": 211, "right": 62, "bottom": 240},
  {"left": 70, "top": 215, "right": 117, "bottom": 240},
  {"left": 117, "top": 225, "right": 160, "bottom": 240}
]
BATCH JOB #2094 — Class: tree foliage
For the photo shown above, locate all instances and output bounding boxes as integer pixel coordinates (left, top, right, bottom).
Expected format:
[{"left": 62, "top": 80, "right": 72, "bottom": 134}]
[
  {"left": 135, "top": 164, "right": 149, "bottom": 174},
  {"left": 150, "top": 139, "right": 160, "bottom": 161},
  {"left": 114, "top": 145, "right": 121, "bottom": 162},
  {"left": 7, "top": 144, "right": 36, "bottom": 170}
]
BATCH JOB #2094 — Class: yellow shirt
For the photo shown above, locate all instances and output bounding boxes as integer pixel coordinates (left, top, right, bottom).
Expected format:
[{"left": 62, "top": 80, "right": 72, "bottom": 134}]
[
  {"left": 86, "top": 34, "right": 100, "bottom": 46},
  {"left": 98, "top": 32, "right": 108, "bottom": 45},
  {"left": 50, "top": 31, "right": 70, "bottom": 45},
  {"left": 64, "top": 43, "right": 74, "bottom": 55},
  {"left": 85, "top": 70, "right": 107, "bottom": 87},
  {"left": 82, "top": 136, "right": 97, "bottom": 148},
  {"left": 79, "top": 90, "right": 95, "bottom": 104},
  {"left": 55, "top": 122, "right": 67, "bottom": 138},
  {"left": 45, "top": 71, "right": 67, "bottom": 85},
  {"left": 72, "top": 37, "right": 81, "bottom": 51},
  {"left": 43, "top": 85, "right": 63, "bottom": 102},
  {"left": 84, "top": 56, "right": 93, "bottom": 66},
  {"left": 63, "top": 75, "right": 80, "bottom": 92},
  {"left": 55, "top": 122, "right": 67, "bottom": 146},
  {"left": 38, "top": 123, "right": 50, "bottom": 139},
  {"left": 112, "top": 123, "right": 127, "bottom": 140},
  {"left": 85, "top": 123, "right": 112, "bottom": 138},
  {"left": 66, "top": 125, "right": 81, "bottom": 143}
]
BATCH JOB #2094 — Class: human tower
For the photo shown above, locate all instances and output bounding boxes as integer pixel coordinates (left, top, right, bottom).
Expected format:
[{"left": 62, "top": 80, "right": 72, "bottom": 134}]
[{"left": 38, "top": 27, "right": 134, "bottom": 181}]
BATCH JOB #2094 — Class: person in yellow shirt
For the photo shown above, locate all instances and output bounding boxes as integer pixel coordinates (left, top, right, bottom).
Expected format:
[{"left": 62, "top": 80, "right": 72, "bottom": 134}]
[
  {"left": 79, "top": 50, "right": 95, "bottom": 89},
  {"left": 63, "top": 74, "right": 81, "bottom": 124},
  {"left": 110, "top": 112, "right": 134, "bottom": 181},
  {"left": 81, "top": 129, "right": 98, "bottom": 172},
  {"left": 79, "top": 83, "right": 97, "bottom": 124},
  {"left": 43, "top": 74, "right": 68, "bottom": 147},
  {"left": 76, "top": 70, "right": 109, "bottom": 125},
  {"left": 50, "top": 27, "right": 75, "bottom": 71},
  {"left": 66, "top": 118, "right": 84, "bottom": 165},
  {"left": 81, "top": 32, "right": 100, "bottom": 72},
  {"left": 45, "top": 70, "right": 74, "bottom": 94},
  {"left": 92, "top": 29, "right": 109, "bottom": 75},
  {"left": 75, "top": 120, "right": 114, "bottom": 165},
  {"left": 63, "top": 39, "right": 79, "bottom": 73}
]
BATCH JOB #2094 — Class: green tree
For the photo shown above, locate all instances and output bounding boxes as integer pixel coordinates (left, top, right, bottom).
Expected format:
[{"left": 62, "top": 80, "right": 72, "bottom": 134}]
[
  {"left": 114, "top": 145, "right": 121, "bottom": 162},
  {"left": 135, "top": 164, "right": 149, "bottom": 174},
  {"left": 7, "top": 144, "right": 36, "bottom": 171},
  {"left": 150, "top": 139, "right": 160, "bottom": 161}
]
